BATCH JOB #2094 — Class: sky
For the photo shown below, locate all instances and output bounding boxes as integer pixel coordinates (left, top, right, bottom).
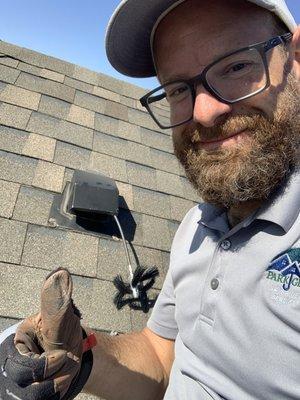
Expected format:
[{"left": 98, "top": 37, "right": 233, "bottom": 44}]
[{"left": 0, "top": 0, "right": 299, "bottom": 90}]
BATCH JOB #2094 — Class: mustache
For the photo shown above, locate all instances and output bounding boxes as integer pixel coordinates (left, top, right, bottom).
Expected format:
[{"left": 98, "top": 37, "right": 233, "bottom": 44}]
[{"left": 186, "top": 113, "right": 268, "bottom": 144}]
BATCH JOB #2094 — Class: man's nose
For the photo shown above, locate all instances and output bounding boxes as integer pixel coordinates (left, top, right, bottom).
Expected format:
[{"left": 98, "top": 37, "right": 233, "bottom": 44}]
[{"left": 193, "top": 87, "right": 232, "bottom": 127}]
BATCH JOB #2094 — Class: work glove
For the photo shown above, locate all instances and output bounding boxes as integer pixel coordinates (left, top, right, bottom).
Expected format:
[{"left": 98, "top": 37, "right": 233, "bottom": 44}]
[{"left": 0, "top": 268, "right": 95, "bottom": 400}]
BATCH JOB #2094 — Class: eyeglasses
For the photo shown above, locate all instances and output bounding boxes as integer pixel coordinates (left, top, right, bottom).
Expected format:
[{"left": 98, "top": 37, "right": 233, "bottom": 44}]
[{"left": 140, "top": 33, "right": 292, "bottom": 129}]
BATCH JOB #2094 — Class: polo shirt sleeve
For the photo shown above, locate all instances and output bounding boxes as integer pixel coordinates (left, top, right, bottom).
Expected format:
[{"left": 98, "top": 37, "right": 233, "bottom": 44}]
[{"left": 147, "top": 268, "right": 178, "bottom": 340}]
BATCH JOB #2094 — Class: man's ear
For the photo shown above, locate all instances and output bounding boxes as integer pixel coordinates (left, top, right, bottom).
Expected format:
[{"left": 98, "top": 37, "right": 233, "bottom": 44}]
[{"left": 290, "top": 25, "right": 300, "bottom": 80}]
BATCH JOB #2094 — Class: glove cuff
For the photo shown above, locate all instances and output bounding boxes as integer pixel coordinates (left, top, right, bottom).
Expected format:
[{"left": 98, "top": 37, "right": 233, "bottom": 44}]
[{"left": 61, "top": 329, "right": 95, "bottom": 400}]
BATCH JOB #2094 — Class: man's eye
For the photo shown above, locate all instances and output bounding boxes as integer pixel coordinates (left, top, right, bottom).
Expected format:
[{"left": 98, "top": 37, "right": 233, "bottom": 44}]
[
  {"left": 225, "top": 62, "right": 253, "bottom": 75},
  {"left": 231, "top": 63, "right": 248, "bottom": 72},
  {"left": 168, "top": 86, "right": 188, "bottom": 98}
]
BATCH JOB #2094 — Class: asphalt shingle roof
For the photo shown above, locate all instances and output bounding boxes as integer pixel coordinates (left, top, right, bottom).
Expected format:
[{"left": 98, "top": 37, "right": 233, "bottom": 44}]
[{"left": 0, "top": 41, "right": 200, "bottom": 373}]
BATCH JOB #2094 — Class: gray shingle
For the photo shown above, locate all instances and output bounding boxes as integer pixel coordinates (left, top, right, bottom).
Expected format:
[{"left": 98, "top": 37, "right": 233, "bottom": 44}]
[
  {"left": 161, "top": 251, "right": 170, "bottom": 272},
  {"left": 178, "top": 162, "right": 187, "bottom": 177},
  {"left": 130, "top": 211, "right": 144, "bottom": 246},
  {"left": 150, "top": 148, "right": 181, "bottom": 174},
  {"left": 119, "top": 95, "right": 135, "bottom": 108},
  {"left": 130, "top": 307, "right": 152, "bottom": 332},
  {"left": 57, "top": 120, "right": 94, "bottom": 150},
  {"left": 161, "top": 251, "right": 171, "bottom": 288},
  {"left": 0, "top": 151, "right": 37, "bottom": 185},
  {"left": 67, "top": 104, "right": 95, "bottom": 128},
  {"left": 134, "top": 245, "right": 164, "bottom": 271},
  {"left": 168, "top": 220, "right": 180, "bottom": 242},
  {"left": 140, "top": 127, "right": 173, "bottom": 153},
  {"left": 0, "top": 102, "right": 32, "bottom": 130},
  {"left": 0, "top": 84, "right": 41, "bottom": 110},
  {"left": 21, "top": 225, "right": 64, "bottom": 269},
  {"left": 40, "top": 57, "right": 74, "bottom": 77},
  {"left": 62, "top": 231, "right": 99, "bottom": 277},
  {"left": 97, "top": 237, "right": 134, "bottom": 281},
  {"left": 27, "top": 112, "right": 94, "bottom": 149},
  {"left": 18, "top": 62, "right": 42, "bottom": 76},
  {"left": 22, "top": 133, "right": 56, "bottom": 162},
  {"left": 0, "top": 41, "right": 22, "bottom": 60},
  {"left": 32, "top": 160, "right": 65, "bottom": 193},
  {"left": 63, "top": 168, "right": 74, "bottom": 189},
  {"left": 27, "top": 111, "right": 60, "bottom": 137},
  {"left": 134, "top": 246, "right": 167, "bottom": 289},
  {"left": 0, "top": 180, "right": 20, "bottom": 218},
  {"left": 74, "top": 91, "right": 106, "bottom": 114},
  {"left": 170, "top": 196, "right": 196, "bottom": 222},
  {"left": 156, "top": 170, "right": 184, "bottom": 197},
  {"left": 64, "top": 76, "right": 94, "bottom": 94},
  {"left": 0, "top": 317, "right": 20, "bottom": 333},
  {"left": 120, "top": 81, "right": 146, "bottom": 100},
  {"left": 0, "top": 54, "right": 19, "bottom": 68},
  {"left": 142, "top": 215, "right": 172, "bottom": 251},
  {"left": 93, "top": 132, "right": 128, "bottom": 160},
  {"left": 0, "top": 218, "right": 27, "bottom": 264},
  {"left": 181, "top": 176, "right": 200, "bottom": 202},
  {"left": 93, "top": 86, "right": 120, "bottom": 102},
  {"left": 97, "top": 72, "right": 123, "bottom": 94},
  {"left": 18, "top": 47, "right": 75, "bottom": 76},
  {"left": 13, "top": 186, "right": 54, "bottom": 226},
  {"left": 0, "top": 125, "right": 28, "bottom": 154},
  {"left": 104, "top": 101, "right": 128, "bottom": 121},
  {"left": 127, "top": 162, "right": 157, "bottom": 191},
  {"left": 128, "top": 108, "right": 159, "bottom": 131},
  {"left": 126, "top": 142, "right": 151, "bottom": 166},
  {"left": 54, "top": 141, "right": 91, "bottom": 170},
  {"left": 89, "top": 151, "right": 128, "bottom": 182},
  {"left": 116, "top": 181, "right": 134, "bottom": 209},
  {"left": 132, "top": 186, "right": 171, "bottom": 219},
  {"left": 0, "top": 263, "right": 44, "bottom": 318},
  {"left": 0, "top": 81, "right": 6, "bottom": 93},
  {"left": 73, "top": 66, "right": 99, "bottom": 85},
  {"left": 40, "top": 68, "right": 64, "bottom": 83},
  {"left": 72, "top": 276, "right": 131, "bottom": 332},
  {"left": 38, "top": 95, "right": 71, "bottom": 119},
  {"left": 22, "top": 225, "right": 98, "bottom": 277},
  {"left": 97, "top": 240, "right": 163, "bottom": 287},
  {"left": 94, "top": 113, "right": 119, "bottom": 136},
  {"left": 0, "top": 64, "right": 20, "bottom": 84},
  {"left": 16, "top": 72, "right": 75, "bottom": 103},
  {"left": 117, "top": 121, "right": 141, "bottom": 143}
]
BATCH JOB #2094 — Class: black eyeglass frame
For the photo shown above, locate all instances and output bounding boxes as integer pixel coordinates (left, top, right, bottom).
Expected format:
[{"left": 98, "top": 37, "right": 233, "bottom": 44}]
[{"left": 140, "top": 33, "right": 292, "bottom": 129}]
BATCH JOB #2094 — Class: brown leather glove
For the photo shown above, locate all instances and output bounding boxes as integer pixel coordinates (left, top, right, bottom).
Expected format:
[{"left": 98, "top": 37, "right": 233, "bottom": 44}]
[{"left": 9, "top": 268, "right": 93, "bottom": 399}]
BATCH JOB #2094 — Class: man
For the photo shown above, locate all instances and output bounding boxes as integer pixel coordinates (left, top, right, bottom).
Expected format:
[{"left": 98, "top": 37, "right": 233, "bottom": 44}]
[{"left": 0, "top": 0, "right": 299, "bottom": 399}]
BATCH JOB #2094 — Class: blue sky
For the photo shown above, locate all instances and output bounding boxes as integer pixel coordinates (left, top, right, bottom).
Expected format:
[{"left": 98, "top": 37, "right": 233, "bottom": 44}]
[{"left": 0, "top": 0, "right": 299, "bottom": 90}]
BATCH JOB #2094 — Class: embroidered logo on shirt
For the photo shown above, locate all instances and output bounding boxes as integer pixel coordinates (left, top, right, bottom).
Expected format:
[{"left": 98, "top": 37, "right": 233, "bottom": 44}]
[{"left": 266, "top": 249, "right": 300, "bottom": 291}]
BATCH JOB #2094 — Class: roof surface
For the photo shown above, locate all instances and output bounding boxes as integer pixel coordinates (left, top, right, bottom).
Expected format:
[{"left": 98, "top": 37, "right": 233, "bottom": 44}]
[{"left": 0, "top": 40, "right": 199, "bottom": 400}]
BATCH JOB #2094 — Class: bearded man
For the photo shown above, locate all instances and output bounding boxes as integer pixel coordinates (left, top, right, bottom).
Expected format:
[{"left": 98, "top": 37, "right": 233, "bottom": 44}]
[{"left": 0, "top": 1, "right": 299, "bottom": 400}]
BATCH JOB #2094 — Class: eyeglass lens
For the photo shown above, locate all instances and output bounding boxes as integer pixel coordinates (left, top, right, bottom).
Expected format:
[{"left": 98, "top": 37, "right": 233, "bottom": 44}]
[{"left": 147, "top": 47, "right": 267, "bottom": 128}]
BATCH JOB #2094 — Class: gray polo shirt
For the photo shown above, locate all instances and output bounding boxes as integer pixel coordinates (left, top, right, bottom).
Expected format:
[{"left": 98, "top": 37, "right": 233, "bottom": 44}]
[{"left": 147, "top": 169, "right": 300, "bottom": 400}]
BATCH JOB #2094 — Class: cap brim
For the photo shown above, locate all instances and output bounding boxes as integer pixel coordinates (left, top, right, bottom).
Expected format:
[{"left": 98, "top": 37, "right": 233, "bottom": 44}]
[{"left": 106, "top": 0, "right": 182, "bottom": 78}]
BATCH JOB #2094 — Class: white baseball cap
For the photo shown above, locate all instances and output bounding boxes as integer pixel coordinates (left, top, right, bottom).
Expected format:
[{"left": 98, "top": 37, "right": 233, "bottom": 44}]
[{"left": 106, "top": 0, "right": 297, "bottom": 78}]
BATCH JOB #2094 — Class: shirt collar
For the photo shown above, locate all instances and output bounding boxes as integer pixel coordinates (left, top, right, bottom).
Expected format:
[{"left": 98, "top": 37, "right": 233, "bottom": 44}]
[
  {"left": 197, "top": 168, "right": 300, "bottom": 234},
  {"left": 198, "top": 203, "right": 229, "bottom": 234}
]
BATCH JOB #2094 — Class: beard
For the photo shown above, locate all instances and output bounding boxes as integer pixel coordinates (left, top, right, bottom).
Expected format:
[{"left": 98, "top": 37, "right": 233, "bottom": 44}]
[{"left": 174, "top": 75, "right": 300, "bottom": 208}]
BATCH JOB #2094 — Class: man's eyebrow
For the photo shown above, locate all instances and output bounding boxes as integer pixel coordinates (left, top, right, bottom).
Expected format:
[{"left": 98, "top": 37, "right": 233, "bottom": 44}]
[{"left": 160, "top": 73, "right": 190, "bottom": 85}]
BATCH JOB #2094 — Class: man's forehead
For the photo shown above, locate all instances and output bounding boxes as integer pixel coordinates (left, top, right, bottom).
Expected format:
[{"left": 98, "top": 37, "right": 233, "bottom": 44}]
[
  {"left": 154, "top": 0, "right": 273, "bottom": 49},
  {"left": 153, "top": 0, "right": 274, "bottom": 81}
]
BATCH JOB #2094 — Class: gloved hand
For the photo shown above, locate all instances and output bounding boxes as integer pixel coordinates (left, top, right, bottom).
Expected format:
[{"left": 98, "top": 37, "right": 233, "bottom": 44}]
[{"left": 0, "top": 268, "right": 95, "bottom": 400}]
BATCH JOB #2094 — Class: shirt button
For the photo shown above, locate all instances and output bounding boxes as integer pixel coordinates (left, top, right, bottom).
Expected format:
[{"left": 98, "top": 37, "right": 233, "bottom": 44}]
[
  {"left": 211, "top": 278, "right": 219, "bottom": 290},
  {"left": 220, "top": 239, "right": 231, "bottom": 250}
]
